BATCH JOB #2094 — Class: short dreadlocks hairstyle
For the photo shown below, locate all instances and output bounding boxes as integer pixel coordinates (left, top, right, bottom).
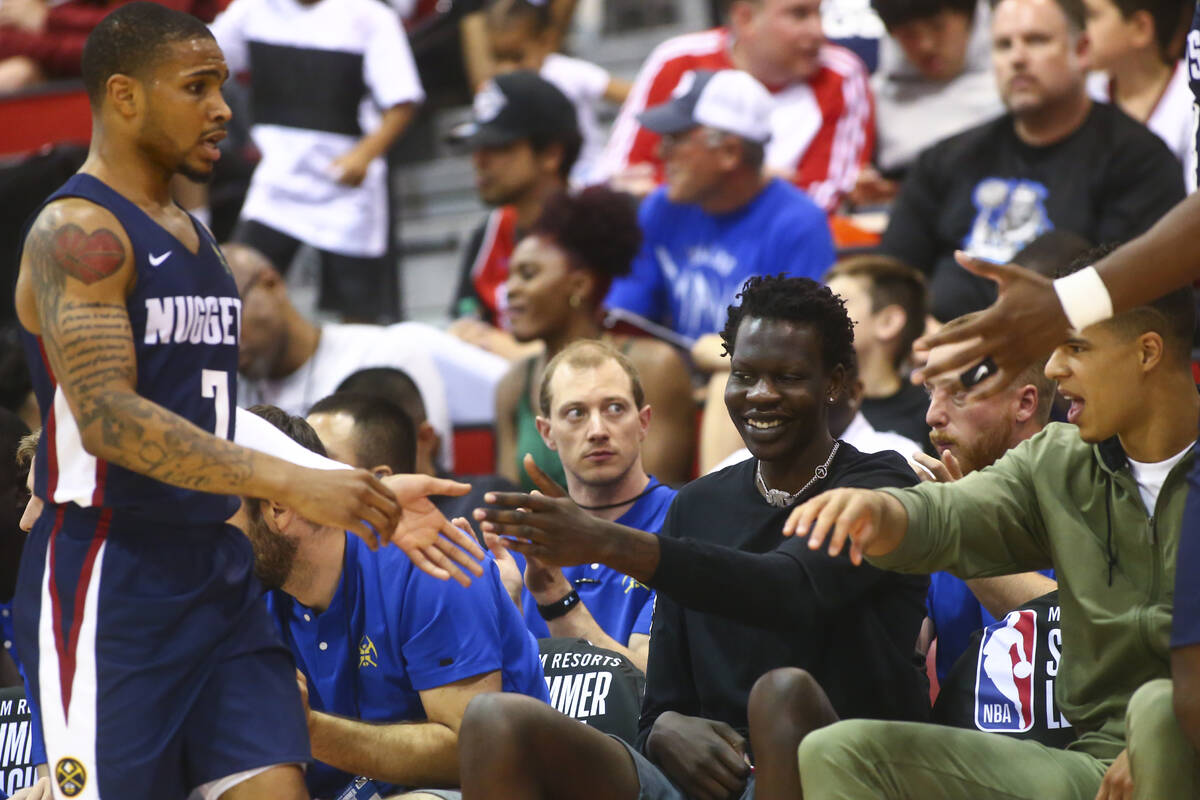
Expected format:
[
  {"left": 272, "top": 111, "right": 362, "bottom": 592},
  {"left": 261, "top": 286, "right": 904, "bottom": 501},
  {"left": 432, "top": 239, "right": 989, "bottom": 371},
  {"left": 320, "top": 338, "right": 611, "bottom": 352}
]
[{"left": 719, "top": 274, "right": 857, "bottom": 374}]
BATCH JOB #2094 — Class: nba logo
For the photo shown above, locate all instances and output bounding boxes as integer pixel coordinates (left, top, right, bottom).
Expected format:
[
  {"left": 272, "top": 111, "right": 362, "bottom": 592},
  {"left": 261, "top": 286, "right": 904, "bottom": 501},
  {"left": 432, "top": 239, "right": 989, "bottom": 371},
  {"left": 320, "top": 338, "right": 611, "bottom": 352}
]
[{"left": 974, "top": 609, "right": 1037, "bottom": 733}]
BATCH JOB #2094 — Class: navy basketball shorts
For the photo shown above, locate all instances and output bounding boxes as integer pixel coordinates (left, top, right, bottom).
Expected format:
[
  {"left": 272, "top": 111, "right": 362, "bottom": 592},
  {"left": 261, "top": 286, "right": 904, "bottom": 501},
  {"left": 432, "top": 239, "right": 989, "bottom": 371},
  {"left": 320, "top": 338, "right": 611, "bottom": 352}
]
[
  {"left": 1174, "top": 447, "right": 1200, "bottom": 649},
  {"left": 12, "top": 505, "right": 310, "bottom": 800}
]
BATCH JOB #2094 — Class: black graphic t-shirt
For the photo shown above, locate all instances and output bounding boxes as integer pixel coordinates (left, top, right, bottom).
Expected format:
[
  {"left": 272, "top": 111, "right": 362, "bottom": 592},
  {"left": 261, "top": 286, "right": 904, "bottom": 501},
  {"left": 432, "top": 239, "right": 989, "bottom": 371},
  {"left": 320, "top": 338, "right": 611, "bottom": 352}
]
[
  {"left": 881, "top": 104, "right": 1185, "bottom": 321},
  {"left": 538, "top": 637, "right": 646, "bottom": 745},
  {"left": 933, "top": 591, "right": 1076, "bottom": 749}
]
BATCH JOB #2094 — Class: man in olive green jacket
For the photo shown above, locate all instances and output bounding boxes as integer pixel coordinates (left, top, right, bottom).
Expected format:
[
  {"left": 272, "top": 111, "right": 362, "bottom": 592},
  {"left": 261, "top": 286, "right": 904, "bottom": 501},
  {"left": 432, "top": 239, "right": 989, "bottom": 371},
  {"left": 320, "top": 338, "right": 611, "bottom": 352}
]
[{"left": 784, "top": 265, "right": 1200, "bottom": 800}]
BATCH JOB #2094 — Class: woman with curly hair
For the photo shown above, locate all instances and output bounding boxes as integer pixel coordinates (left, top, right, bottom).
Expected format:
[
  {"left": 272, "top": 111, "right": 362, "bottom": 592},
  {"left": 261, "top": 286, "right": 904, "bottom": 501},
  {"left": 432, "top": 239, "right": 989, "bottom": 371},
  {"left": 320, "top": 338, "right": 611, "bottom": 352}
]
[{"left": 495, "top": 186, "right": 695, "bottom": 488}]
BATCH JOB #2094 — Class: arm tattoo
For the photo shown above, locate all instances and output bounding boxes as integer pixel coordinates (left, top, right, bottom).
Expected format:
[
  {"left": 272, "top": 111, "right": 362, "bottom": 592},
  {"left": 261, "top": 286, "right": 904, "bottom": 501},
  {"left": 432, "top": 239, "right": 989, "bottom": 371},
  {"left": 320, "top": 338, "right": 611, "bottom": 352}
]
[
  {"left": 50, "top": 223, "right": 126, "bottom": 284},
  {"left": 27, "top": 215, "right": 259, "bottom": 495}
]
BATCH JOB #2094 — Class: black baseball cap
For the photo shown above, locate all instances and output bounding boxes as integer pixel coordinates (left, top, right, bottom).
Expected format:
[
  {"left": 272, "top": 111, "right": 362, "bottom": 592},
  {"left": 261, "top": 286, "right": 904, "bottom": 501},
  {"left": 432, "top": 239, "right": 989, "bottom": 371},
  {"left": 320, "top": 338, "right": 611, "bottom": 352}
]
[{"left": 448, "top": 70, "right": 580, "bottom": 148}]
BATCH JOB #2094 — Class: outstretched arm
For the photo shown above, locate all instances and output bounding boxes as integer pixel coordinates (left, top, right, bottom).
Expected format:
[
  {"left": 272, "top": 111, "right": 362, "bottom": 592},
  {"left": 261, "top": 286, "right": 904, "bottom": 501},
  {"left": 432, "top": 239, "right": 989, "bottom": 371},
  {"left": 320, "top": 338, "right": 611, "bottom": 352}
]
[
  {"left": 14, "top": 199, "right": 398, "bottom": 544},
  {"left": 915, "top": 192, "right": 1200, "bottom": 394}
]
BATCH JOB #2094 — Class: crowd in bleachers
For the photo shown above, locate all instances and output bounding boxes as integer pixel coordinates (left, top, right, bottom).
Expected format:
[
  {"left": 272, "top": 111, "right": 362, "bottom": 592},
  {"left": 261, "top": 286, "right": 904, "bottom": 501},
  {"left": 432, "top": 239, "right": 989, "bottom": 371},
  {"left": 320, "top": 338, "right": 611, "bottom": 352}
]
[{"left": 2, "top": 0, "right": 1200, "bottom": 797}]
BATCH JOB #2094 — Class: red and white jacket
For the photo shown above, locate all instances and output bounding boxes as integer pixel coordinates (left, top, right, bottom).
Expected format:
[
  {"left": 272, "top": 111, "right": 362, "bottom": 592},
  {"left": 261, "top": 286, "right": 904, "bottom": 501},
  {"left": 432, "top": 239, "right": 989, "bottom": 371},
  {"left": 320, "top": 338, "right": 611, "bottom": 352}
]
[{"left": 599, "top": 28, "right": 875, "bottom": 213}]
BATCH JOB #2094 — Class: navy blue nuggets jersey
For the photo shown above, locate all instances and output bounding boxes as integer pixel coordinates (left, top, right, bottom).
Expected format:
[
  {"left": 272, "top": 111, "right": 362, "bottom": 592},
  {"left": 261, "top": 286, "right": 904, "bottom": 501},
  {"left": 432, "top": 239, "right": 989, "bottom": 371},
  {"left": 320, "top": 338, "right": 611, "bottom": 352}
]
[
  {"left": 12, "top": 175, "right": 309, "bottom": 800},
  {"left": 19, "top": 173, "right": 242, "bottom": 525}
]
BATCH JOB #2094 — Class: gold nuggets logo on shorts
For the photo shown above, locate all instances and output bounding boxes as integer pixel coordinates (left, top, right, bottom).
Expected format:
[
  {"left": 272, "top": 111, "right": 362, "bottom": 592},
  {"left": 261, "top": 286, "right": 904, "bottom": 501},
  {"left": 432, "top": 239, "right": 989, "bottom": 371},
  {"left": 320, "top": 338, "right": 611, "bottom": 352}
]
[
  {"left": 55, "top": 756, "right": 87, "bottom": 797},
  {"left": 359, "top": 634, "right": 379, "bottom": 668}
]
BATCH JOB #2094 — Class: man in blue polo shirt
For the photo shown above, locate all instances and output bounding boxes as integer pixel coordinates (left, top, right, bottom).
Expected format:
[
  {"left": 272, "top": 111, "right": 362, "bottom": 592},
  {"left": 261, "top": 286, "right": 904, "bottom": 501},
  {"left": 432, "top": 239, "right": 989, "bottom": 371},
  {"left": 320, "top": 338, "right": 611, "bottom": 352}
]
[
  {"left": 238, "top": 406, "right": 548, "bottom": 800},
  {"left": 488, "top": 340, "right": 678, "bottom": 673}
]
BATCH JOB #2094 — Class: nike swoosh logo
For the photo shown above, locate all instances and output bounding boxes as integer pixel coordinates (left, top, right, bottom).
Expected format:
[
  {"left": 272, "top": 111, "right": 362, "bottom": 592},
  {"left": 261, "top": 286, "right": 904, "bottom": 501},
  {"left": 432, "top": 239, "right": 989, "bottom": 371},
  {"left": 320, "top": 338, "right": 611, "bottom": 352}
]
[
  {"left": 973, "top": 365, "right": 989, "bottom": 383},
  {"left": 149, "top": 251, "right": 172, "bottom": 267}
]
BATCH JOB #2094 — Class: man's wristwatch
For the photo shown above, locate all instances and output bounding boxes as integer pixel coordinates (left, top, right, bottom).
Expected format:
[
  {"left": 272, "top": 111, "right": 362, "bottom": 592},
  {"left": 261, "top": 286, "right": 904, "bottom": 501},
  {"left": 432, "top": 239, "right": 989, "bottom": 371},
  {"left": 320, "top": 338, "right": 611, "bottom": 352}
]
[{"left": 537, "top": 589, "right": 581, "bottom": 621}]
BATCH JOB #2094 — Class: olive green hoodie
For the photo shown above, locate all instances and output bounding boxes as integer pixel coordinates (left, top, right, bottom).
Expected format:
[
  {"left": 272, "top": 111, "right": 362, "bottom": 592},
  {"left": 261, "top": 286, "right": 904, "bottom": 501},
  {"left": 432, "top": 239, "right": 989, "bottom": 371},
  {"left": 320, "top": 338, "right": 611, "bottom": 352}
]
[{"left": 875, "top": 422, "right": 1193, "bottom": 761}]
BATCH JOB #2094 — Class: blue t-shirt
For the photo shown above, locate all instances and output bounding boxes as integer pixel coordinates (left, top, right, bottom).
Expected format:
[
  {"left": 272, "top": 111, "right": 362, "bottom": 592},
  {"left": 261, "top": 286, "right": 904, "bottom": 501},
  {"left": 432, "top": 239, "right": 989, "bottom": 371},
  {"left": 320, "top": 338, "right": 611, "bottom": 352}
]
[
  {"left": 266, "top": 533, "right": 549, "bottom": 799},
  {"left": 605, "top": 179, "right": 834, "bottom": 342},
  {"left": 516, "top": 479, "right": 677, "bottom": 643},
  {"left": 928, "top": 569, "right": 1055, "bottom": 681}
]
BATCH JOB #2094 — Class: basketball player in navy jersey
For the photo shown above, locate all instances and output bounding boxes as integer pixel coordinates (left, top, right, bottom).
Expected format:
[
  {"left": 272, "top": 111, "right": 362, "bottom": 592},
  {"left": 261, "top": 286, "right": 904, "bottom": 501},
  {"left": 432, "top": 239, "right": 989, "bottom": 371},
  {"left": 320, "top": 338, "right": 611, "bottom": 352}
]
[{"left": 10, "top": 4, "right": 483, "bottom": 799}]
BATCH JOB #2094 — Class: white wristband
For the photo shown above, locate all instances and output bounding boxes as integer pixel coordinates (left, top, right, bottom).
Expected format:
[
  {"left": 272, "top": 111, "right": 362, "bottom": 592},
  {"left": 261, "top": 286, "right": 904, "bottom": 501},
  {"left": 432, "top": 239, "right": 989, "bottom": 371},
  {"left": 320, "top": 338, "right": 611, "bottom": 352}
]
[{"left": 1052, "top": 266, "right": 1114, "bottom": 331}]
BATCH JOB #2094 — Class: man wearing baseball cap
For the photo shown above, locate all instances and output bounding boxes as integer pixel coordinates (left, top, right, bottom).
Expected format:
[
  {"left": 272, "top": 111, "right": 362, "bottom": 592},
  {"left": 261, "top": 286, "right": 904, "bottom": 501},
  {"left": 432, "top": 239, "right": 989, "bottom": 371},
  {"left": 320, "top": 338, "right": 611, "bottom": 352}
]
[
  {"left": 447, "top": 70, "right": 582, "bottom": 358},
  {"left": 604, "top": 68, "right": 835, "bottom": 349}
]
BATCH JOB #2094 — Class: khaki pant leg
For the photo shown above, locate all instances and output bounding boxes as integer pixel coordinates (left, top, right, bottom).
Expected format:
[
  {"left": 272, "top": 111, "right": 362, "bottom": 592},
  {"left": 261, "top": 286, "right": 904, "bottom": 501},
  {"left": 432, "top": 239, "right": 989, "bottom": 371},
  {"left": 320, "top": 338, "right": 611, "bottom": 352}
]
[
  {"left": 798, "top": 719, "right": 1108, "bottom": 800},
  {"left": 1126, "top": 678, "right": 1200, "bottom": 800}
]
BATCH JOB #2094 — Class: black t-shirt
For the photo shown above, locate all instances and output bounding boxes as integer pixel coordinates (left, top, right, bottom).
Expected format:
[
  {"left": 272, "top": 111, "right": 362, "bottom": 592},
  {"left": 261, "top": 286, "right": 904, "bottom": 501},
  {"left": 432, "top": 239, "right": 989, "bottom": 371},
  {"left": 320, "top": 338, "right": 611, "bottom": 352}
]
[
  {"left": 538, "top": 637, "right": 646, "bottom": 746},
  {"left": 881, "top": 103, "right": 1185, "bottom": 322},
  {"left": 860, "top": 381, "right": 934, "bottom": 455},
  {"left": 636, "top": 444, "right": 931, "bottom": 753},
  {"left": 933, "top": 591, "right": 1076, "bottom": 749}
]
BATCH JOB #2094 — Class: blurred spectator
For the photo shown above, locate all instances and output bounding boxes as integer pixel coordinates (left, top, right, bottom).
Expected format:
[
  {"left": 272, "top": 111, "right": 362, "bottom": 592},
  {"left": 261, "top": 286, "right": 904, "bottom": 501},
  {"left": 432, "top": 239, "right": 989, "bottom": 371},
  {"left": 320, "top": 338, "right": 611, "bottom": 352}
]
[
  {"left": 880, "top": 0, "right": 1184, "bottom": 321},
  {"left": 324, "top": 369, "right": 521, "bottom": 523},
  {"left": 1084, "top": 0, "right": 1195, "bottom": 190},
  {"left": 0, "top": 327, "right": 36, "bottom": 433},
  {"left": 489, "top": 340, "right": 679, "bottom": 672},
  {"left": 605, "top": 69, "right": 835, "bottom": 344},
  {"left": 447, "top": 70, "right": 582, "bottom": 359},
  {"left": 915, "top": 311, "right": 1058, "bottom": 681},
  {"left": 210, "top": 0, "right": 423, "bottom": 322},
  {"left": 600, "top": 0, "right": 875, "bottom": 213},
  {"left": 826, "top": 255, "right": 933, "bottom": 452},
  {"left": 485, "top": 0, "right": 631, "bottom": 185},
  {"left": 856, "top": 0, "right": 1003, "bottom": 203},
  {"left": 236, "top": 406, "right": 548, "bottom": 800},
  {"left": 497, "top": 186, "right": 695, "bottom": 488},
  {"left": 0, "top": 0, "right": 216, "bottom": 92},
  {"left": 226, "top": 243, "right": 455, "bottom": 470}
]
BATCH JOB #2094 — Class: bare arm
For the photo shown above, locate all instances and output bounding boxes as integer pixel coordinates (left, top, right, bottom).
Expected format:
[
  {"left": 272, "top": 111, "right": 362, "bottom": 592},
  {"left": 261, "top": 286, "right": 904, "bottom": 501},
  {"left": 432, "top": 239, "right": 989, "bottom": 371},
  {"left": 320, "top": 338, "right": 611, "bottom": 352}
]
[
  {"left": 782, "top": 488, "right": 910, "bottom": 565},
  {"left": 494, "top": 360, "right": 525, "bottom": 485},
  {"left": 524, "top": 557, "right": 650, "bottom": 671},
  {"left": 966, "top": 573, "right": 1057, "bottom": 619},
  {"left": 603, "top": 76, "right": 632, "bottom": 105},
  {"left": 332, "top": 102, "right": 418, "bottom": 187},
  {"left": 304, "top": 670, "right": 502, "bottom": 786},
  {"left": 629, "top": 340, "right": 695, "bottom": 484},
  {"left": 14, "top": 200, "right": 399, "bottom": 542},
  {"left": 459, "top": 10, "right": 492, "bottom": 91}
]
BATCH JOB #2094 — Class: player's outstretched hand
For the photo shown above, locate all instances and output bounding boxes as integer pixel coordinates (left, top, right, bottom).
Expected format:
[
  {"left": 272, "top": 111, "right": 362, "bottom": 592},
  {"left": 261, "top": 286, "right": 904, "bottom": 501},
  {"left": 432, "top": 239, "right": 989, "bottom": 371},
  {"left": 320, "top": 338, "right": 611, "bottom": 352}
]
[
  {"left": 781, "top": 488, "right": 908, "bottom": 565},
  {"left": 380, "top": 474, "right": 485, "bottom": 586},
  {"left": 285, "top": 467, "right": 401, "bottom": 550},
  {"left": 474, "top": 488, "right": 606, "bottom": 568},
  {"left": 912, "top": 252, "right": 1068, "bottom": 399}
]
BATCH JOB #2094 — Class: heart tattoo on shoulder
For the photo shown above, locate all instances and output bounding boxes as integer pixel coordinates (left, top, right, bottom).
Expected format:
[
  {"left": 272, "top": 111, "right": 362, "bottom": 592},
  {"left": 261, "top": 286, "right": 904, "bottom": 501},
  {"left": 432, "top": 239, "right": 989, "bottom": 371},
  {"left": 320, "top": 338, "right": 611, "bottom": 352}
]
[{"left": 51, "top": 224, "right": 126, "bottom": 284}]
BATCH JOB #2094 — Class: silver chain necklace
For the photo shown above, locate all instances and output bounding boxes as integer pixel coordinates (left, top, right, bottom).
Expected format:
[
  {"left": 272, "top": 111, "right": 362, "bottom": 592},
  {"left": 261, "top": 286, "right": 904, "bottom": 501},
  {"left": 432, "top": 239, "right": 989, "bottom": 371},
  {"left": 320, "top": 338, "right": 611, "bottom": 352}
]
[{"left": 755, "top": 441, "right": 841, "bottom": 508}]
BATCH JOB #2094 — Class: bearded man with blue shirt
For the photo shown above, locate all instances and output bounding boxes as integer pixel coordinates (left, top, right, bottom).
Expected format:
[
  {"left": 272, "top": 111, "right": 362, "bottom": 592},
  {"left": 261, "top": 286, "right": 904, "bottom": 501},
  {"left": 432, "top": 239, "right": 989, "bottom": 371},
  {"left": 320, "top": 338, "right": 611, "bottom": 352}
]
[
  {"left": 604, "top": 69, "right": 835, "bottom": 346},
  {"left": 237, "top": 407, "right": 548, "bottom": 800}
]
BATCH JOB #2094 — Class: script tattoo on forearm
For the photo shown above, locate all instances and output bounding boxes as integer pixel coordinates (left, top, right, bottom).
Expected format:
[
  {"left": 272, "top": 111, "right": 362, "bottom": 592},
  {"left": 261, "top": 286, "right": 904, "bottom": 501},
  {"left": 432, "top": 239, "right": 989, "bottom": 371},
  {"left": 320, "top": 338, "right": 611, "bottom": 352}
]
[{"left": 27, "top": 214, "right": 257, "bottom": 494}]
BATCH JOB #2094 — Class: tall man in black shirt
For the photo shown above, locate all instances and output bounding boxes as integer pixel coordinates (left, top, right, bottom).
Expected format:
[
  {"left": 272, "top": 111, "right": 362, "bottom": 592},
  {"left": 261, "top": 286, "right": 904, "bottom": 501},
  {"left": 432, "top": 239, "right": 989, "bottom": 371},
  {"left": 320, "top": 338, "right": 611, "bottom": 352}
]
[
  {"left": 880, "top": 0, "right": 1184, "bottom": 322},
  {"left": 456, "top": 276, "right": 929, "bottom": 800}
]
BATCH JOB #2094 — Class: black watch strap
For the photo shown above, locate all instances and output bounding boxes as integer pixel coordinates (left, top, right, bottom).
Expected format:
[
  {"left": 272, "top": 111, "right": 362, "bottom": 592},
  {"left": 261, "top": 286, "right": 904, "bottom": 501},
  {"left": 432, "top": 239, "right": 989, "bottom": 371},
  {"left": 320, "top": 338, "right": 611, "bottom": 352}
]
[{"left": 537, "top": 589, "right": 581, "bottom": 621}]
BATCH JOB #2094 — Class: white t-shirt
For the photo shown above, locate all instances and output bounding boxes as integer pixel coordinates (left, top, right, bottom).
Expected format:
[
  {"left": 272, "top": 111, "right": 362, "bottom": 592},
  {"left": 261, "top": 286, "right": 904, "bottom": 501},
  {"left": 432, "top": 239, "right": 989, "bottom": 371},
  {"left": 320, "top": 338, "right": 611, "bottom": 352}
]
[
  {"left": 708, "top": 411, "right": 923, "bottom": 474},
  {"left": 540, "top": 52, "right": 612, "bottom": 186},
  {"left": 1127, "top": 441, "right": 1193, "bottom": 516},
  {"left": 210, "top": 0, "right": 424, "bottom": 256},
  {"left": 1087, "top": 62, "right": 1195, "bottom": 193},
  {"left": 237, "top": 323, "right": 452, "bottom": 469}
]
